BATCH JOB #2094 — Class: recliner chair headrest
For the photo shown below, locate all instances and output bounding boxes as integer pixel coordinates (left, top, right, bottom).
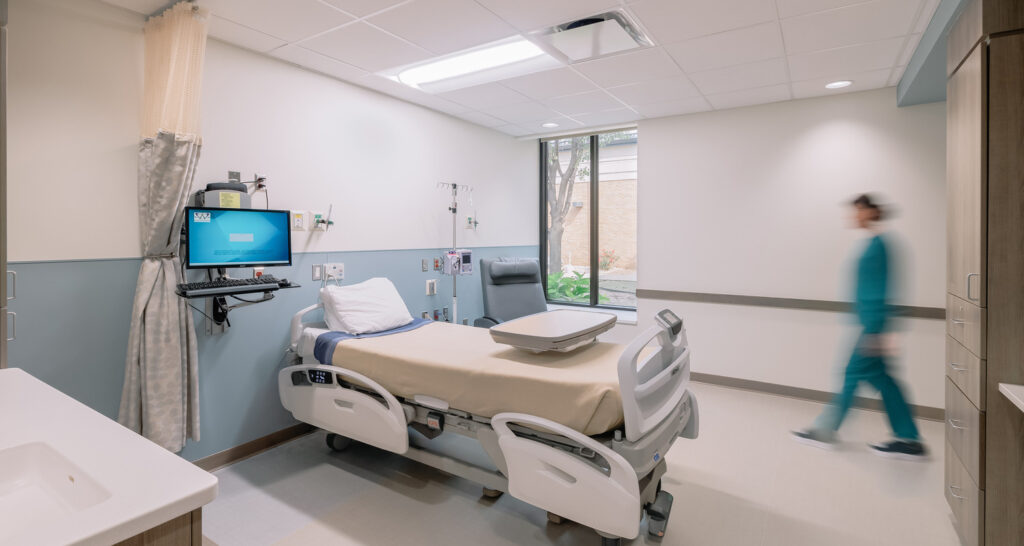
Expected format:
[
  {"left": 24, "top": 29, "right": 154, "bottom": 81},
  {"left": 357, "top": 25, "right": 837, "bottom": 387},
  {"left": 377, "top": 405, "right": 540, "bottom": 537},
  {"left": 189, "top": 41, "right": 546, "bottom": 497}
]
[{"left": 489, "top": 259, "right": 541, "bottom": 285}]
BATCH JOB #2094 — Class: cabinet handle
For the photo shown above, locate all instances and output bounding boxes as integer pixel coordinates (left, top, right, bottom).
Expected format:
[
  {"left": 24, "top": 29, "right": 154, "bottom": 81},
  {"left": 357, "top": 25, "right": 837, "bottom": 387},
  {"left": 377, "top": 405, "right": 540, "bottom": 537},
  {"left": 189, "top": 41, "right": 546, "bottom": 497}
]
[
  {"left": 5, "top": 311, "right": 14, "bottom": 342},
  {"left": 948, "top": 418, "right": 967, "bottom": 430},
  {"left": 966, "top": 273, "right": 980, "bottom": 302},
  {"left": 948, "top": 362, "right": 968, "bottom": 373},
  {"left": 951, "top": 319, "right": 966, "bottom": 325},
  {"left": 948, "top": 485, "right": 967, "bottom": 500},
  {"left": 5, "top": 271, "right": 14, "bottom": 302}
]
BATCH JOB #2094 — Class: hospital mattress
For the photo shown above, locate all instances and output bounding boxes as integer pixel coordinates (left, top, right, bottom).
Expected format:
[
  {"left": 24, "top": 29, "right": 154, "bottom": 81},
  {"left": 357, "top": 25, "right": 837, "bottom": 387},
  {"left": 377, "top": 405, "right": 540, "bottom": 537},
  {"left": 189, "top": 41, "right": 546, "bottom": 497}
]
[{"left": 319, "top": 321, "right": 625, "bottom": 435}]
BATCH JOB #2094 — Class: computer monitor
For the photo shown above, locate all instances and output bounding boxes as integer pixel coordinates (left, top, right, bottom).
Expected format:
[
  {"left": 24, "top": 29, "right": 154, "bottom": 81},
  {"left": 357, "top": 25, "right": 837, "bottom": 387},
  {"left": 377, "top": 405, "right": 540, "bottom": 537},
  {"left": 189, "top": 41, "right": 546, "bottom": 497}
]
[{"left": 185, "top": 207, "right": 292, "bottom": 269}]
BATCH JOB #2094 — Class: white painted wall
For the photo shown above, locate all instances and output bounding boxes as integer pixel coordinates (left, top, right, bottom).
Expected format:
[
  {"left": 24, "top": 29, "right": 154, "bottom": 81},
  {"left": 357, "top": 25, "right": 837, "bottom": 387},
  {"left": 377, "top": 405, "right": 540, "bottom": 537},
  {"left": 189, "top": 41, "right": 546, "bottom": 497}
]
[
  {"left": 605, "top": 90, "right": 947, "bottom": 409},
  {"left": 6, "top": 0, "right": 537, "bottom": 262}
]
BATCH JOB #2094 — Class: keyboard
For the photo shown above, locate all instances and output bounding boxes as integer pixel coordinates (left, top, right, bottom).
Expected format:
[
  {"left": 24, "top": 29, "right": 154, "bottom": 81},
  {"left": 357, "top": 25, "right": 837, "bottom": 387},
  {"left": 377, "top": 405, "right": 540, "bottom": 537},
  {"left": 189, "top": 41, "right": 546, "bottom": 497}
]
[{"left": 177, "top": 274, "right": 282, "bottom": 298}]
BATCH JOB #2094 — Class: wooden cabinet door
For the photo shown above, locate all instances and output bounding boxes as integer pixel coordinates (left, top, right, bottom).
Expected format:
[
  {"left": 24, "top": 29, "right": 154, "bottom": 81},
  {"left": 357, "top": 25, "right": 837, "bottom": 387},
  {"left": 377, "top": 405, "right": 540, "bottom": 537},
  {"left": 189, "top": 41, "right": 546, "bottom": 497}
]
[{"left": 946, "top": 45, "right": 987, "bottom": 306}]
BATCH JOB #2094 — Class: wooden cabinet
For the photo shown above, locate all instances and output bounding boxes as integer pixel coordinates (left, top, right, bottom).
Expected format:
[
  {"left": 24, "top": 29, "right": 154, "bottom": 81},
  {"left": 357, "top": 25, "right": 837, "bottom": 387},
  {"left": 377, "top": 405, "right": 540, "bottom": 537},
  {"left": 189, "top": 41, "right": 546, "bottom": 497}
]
[{"left": 945, "top": 2, "right": 1024, "bottom": 544}]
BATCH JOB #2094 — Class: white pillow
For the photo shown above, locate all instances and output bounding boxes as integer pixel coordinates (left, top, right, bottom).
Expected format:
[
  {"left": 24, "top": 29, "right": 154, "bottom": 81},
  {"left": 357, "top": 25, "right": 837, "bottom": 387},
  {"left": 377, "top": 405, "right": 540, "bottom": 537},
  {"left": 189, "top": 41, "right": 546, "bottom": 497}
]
[{"left": 320, "top": 277, "right": 414, "bottom": 335}]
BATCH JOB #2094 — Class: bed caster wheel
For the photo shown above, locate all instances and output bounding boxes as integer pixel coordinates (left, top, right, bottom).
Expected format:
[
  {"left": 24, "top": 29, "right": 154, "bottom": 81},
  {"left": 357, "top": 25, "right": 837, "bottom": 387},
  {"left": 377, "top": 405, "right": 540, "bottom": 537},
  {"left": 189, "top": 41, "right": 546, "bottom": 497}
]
[
  {"left": 326, "top": 433, "right": 352, "bottom": 452},
  {"left": 599, "top": 537, "right": 621, "bottom": 546},
  {"left": 481, "top": 487, "right": 504, "bottom": 499},
  {"left": 546, "top": 512, "right": 564, "bottom": 525}
]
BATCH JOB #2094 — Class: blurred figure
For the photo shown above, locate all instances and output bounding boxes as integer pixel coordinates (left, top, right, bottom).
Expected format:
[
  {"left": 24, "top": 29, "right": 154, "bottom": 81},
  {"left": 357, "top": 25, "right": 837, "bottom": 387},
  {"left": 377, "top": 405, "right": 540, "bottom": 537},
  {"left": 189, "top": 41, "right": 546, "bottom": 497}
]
[{"left": 792, "top": 194, "right": 927, "bottom": 459}]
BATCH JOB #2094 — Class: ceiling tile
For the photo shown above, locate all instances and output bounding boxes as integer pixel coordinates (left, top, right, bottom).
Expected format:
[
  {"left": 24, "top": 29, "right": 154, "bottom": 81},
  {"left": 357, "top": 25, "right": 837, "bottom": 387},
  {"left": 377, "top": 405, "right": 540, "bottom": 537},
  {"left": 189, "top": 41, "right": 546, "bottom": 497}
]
[
  {"left": 573, "top": 47, "right": 682, "bottom": 88},
  {"left": 544, "top": 90, "right": 625, "bottom": 116},
  {"left": 474, "top": 0, "right": 619, "bottom": 32},
  {"left": 202, "top": 0, "right": 353, "bottom": 42},
  {"left": 488, "top": 101, "right": 560, "bottom": 124},
  {"left": 437, "top": 83, "right": 530, "bottom": 110},
  {"left": 301, "top": 22, "right": 432, "bottom": 72},
  {"left": 101, "top": 0, "right": 174, "bottom": 16},
  {"left": 664, "top": 22, "right": 785, "bottom": 73},
  {"left": 271, "top": 44, "right": 368, "bottom": 80},
  {"left": 790, "top": 68, "right": 891, "bottom": 99},
  {"left": 781, "top": 0, "right": 922, "bottom": 54},
  {"left": 706, "top": 84, "right": 791, "bottom": 109},
  {"left": 321, "top": 0, "right": 406, "bottom": 18},
  {"left": 629, "top": 0, "right": 777, "bottom": 44},
  {"left": 787, "top": 37, "right": 903, "bottom": 81},
  {"left": 689, "top": 57, "right": 789, "bottom": 95},
  {"left": 499, "top": 68, "right": 597, "bottom": 101},
  {"left": 776, "top": 0, "right": 870, "bottom": 19},
  {"left": 607, "top": 76, "right": 701, "bottom": 106},
  {"left": 208, "top": 15, "right": 287, "bottom": 53},
  {"left": 455, "top": 110, "right": 507, "bottom": 127},
  {"left": 495, "top": 124, "right": 532, "bottom": 136},
  {"left": 914, "top": 0, "right": 940, "bottom": 33},
  {"left": 368, "top": 0, "right": 516, "bottom": 55},
  {"left": 570, "top": 108, "right": 640, "bottom": 127},
  {"left": 634, "top": 97, "right": 712, "bottom": 118},
  {"left": 888, "top": 65, "right": 906, "bottom": 86},
  {"left": 897, "top": 33, "right": 924, "bottom": 66}
]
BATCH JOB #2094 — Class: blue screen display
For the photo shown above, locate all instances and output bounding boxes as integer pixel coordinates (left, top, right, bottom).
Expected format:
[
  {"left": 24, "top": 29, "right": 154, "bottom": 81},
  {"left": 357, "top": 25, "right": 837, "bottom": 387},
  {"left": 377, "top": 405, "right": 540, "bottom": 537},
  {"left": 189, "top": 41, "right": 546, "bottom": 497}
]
[{"left": 186, "top": 208, "right": 291, "bottom": 268}]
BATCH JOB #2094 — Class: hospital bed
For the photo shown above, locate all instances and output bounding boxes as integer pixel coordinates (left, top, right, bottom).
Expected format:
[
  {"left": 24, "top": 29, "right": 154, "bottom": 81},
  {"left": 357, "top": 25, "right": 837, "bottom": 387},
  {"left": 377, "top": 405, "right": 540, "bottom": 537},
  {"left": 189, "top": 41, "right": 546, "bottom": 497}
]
[{"left": 279, "top": 306, "right": 699, "bottom": 545}]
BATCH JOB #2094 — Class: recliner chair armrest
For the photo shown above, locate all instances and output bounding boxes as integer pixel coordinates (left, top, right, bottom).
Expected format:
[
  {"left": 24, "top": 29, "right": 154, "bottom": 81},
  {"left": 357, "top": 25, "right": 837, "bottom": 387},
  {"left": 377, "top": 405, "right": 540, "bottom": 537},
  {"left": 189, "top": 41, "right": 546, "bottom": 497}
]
[{"left": 473, "top": 316, "right": 501, "bottom": 328}]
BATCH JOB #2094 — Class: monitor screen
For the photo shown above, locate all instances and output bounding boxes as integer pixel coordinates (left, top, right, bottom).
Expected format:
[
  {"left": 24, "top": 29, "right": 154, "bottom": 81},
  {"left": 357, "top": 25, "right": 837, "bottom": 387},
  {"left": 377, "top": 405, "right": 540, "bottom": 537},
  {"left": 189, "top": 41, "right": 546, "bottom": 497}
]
[{"left": 185, "top": 207, "right": 292, "bottom": 269}]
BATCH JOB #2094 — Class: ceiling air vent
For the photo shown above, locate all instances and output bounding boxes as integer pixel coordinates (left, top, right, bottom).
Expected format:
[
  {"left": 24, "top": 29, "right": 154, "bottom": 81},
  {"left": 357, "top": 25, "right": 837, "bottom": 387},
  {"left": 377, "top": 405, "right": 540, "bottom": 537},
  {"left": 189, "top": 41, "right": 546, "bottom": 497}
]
[{"left": 535, "top": 10, "right": 653, "bottom": 63}]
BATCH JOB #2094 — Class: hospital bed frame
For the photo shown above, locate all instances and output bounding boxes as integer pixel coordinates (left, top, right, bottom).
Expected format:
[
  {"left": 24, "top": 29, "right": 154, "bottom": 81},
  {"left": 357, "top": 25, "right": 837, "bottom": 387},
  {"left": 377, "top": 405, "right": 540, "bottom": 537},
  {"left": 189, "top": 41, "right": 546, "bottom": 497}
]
[{"left": 279, "top": 305, "right": 699, "bottom": 545}]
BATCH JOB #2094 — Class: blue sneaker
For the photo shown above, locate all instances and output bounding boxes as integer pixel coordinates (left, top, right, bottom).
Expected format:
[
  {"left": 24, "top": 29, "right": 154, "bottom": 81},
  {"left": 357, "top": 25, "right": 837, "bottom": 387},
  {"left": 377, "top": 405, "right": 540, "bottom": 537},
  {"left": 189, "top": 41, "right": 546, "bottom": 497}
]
[{"left": 869, "top": 439, "right": 928, "bottom": 460}]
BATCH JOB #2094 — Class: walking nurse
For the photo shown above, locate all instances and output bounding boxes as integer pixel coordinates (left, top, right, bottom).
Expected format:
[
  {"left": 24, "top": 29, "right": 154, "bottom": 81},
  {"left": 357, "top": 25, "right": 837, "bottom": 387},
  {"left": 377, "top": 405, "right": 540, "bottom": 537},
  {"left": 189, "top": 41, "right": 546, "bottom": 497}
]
[{"left": 793, "top": 194, "right": 927, "bottom": 459}]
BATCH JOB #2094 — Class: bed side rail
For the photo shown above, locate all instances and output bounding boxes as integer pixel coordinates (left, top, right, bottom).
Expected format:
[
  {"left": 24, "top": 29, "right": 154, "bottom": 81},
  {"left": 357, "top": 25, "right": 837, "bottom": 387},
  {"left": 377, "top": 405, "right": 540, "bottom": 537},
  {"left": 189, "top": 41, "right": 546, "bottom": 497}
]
[
  {"left": 279, "top": 364, "right": 409, "bottom": 454},
  {"left": 618, "top": 309, "right": 691, "bottom": 443},
  {"left": 492, "top": 413, "right": 642, "bottom": 540},
  {"left": 289, "top": 303, "right": 324, "bottom": 351}
]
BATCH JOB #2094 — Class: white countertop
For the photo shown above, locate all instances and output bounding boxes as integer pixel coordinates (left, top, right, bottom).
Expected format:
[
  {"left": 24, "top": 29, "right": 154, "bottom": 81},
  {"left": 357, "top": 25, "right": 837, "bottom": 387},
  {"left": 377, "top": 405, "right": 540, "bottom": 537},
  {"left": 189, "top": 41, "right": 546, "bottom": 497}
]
[
  {"left": 0, "top": 368, "right": 217, "bottom": 545},
  {"left": 999, "top": 383, "right": 1024, "bottom": 415}
]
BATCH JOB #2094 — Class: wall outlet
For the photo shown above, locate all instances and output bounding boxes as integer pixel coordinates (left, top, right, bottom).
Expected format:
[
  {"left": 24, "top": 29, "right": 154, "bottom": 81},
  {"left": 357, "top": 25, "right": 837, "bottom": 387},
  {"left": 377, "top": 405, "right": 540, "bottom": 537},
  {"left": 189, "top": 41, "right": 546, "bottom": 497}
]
[
  {"left": 422, "top": 259, "right": 429, "bottom": 272},
  {"left": 422, "top": 311, "right": 430, "bottom": 319},
  {"left": 291, "top": 211, "right": 306, "bottom": 231},
  {"left": 311, "top": 211, "right": 327, "bottom": 232},
  {"left": 324, "top": 262, "right": 344, "bottom": 280},
  {"left": 426, "top": 279, "right": 437, "bottom": 295},
  {"left": 311, "top": 264, "right": 322, "bottom": 281}
]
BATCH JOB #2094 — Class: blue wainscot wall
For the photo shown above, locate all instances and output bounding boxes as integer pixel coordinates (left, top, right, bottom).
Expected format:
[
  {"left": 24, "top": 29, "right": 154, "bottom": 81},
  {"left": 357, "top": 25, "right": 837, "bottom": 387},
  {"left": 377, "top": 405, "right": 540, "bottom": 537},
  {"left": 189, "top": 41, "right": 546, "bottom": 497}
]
[{"left": 7, "top": 245, "right": 537, "bottom": 461}]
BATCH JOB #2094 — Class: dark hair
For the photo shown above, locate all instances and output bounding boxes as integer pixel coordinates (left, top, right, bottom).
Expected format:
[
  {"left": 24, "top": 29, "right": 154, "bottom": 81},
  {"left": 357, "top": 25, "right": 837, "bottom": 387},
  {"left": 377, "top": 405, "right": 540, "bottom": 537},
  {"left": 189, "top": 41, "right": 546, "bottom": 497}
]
[{"left": 852, "top": 193, "right": 885, "bottom": 221}]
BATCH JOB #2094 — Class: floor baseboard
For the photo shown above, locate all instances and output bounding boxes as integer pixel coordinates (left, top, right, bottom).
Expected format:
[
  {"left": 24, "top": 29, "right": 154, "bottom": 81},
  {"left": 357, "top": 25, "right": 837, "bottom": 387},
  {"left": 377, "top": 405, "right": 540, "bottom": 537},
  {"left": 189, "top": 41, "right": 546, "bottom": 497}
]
[
  {"left": 192, "top": 423, "right": 315, "bottom": 472},
  {"left": 691, "top": 372, "right": 945, "bottom": 421}
]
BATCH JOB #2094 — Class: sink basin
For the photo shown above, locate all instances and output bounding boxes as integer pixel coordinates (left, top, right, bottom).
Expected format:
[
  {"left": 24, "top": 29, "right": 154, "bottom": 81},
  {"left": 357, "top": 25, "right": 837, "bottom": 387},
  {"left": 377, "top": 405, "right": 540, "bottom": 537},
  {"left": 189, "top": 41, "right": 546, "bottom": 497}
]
[{"left": 0, "top": 442, "right": 112, "bottom": 542}]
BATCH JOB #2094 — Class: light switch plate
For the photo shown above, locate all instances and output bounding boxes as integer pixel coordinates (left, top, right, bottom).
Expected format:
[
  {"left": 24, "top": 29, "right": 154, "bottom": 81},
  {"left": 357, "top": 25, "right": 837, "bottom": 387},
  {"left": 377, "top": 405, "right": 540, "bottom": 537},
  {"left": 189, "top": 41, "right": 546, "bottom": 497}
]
[
  {"left": 312, "top": 264, "right": 322, "bottom": 281},
  {"left": 291, "top": 211, "right": 306, "bottom": 231}
]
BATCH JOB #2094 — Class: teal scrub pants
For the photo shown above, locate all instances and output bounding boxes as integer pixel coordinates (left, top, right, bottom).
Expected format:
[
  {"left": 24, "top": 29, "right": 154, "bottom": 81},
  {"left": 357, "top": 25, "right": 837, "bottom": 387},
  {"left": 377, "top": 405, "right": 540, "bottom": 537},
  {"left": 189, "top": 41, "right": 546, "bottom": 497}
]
[{"left": 815, "top": 333, "right": 920, "bottom": 441}]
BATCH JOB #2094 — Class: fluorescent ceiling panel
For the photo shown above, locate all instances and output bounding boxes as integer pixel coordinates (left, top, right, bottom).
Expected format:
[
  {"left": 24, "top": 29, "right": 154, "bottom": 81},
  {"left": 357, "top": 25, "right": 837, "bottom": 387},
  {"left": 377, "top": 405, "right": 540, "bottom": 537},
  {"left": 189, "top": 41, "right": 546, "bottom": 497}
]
[{"left": 388, "top": 37, "right": 561, "bottom": 94}]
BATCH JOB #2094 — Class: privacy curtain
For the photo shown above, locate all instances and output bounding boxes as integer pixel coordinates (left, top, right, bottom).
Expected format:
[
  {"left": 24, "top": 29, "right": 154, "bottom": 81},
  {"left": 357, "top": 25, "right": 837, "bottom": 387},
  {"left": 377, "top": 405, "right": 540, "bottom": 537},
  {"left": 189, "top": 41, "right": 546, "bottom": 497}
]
[{"left": 118, "top": 2, "right": 208, "bottom": 453}]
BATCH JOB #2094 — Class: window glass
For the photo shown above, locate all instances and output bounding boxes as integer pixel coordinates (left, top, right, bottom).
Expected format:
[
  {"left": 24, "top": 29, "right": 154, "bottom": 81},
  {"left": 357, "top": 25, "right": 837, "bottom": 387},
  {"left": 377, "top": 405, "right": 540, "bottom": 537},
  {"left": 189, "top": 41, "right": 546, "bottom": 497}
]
[
  {"left": 544, "top": 136, "right": 591, "bottom": 303},
  {"left": 597, "top": 129, "right": 638, "bottom": 308}
]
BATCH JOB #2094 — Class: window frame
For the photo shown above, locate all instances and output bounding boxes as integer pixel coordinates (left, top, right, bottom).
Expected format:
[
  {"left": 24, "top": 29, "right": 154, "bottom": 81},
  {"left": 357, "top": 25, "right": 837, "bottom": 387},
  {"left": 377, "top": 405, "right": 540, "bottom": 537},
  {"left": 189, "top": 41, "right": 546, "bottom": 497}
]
[{"left": 539, "top": 128, "right": 637, "bottom": 311}]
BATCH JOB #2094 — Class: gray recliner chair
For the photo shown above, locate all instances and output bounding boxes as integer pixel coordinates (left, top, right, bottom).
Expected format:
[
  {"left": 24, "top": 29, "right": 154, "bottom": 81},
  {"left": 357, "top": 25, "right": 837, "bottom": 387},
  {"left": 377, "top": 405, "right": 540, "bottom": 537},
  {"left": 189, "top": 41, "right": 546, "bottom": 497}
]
[{"left": 474, "top": 257, "right": 548, "bottom": 328}]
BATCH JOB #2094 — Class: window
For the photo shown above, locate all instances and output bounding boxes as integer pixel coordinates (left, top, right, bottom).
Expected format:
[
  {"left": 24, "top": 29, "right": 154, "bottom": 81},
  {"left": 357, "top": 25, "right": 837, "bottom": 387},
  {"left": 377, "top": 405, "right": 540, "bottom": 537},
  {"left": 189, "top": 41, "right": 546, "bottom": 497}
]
[{"left": 540, "top": 129, "right": 638, "bottom": 309}]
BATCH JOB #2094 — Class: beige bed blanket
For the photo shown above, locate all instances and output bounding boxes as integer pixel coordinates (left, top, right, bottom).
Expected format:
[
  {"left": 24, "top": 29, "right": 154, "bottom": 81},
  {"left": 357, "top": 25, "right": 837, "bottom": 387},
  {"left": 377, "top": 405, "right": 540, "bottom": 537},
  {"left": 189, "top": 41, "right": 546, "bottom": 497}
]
[{"left": 326, "top": 321, "right": 625, "bottom": 435}]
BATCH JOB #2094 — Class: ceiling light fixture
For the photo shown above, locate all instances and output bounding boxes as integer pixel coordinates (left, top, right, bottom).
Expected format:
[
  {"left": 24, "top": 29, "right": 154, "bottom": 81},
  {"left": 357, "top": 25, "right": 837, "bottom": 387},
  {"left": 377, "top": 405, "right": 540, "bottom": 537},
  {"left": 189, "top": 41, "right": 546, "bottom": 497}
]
[
  {"left": 541, "top": 122, "right": 559, "bottom": 128},
  {"left": 391, "top": 37, "right": 558, "bottom": 93},
  {"left": 825, "top": 80, "right": 853, "bottom": 89}
]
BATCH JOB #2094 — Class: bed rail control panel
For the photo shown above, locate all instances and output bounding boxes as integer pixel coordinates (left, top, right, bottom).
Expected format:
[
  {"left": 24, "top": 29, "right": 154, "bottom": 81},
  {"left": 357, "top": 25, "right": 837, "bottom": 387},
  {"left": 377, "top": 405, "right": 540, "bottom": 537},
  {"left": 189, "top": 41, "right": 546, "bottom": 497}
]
[{"left": 655, "top": 309, "right": 682, "bottom": 336}]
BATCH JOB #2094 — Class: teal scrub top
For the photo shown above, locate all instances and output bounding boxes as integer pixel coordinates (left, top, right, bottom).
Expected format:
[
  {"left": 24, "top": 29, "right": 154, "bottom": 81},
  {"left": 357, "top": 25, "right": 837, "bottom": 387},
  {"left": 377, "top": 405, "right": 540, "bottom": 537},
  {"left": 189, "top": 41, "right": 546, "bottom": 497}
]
[{"left": 854, "top": 234, "right": 890, "bottom": 335}]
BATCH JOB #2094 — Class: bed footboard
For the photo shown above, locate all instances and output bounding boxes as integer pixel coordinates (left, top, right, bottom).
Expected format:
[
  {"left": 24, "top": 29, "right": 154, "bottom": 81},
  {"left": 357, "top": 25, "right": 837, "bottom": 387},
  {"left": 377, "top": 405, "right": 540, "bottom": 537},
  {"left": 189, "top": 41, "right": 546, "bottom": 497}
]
[
  {"left": 279, "top": 364, "right": 410, "bottom": 454},
  {"left": 492, "top": 413, "right": 642, "bottom": 540}
]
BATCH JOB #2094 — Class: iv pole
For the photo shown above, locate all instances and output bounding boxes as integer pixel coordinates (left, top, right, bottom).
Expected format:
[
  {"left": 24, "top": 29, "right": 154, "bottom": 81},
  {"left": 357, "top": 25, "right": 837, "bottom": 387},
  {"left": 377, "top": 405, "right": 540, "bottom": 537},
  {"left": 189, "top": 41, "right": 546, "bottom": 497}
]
[{"left": 440, "top": 182, "right": 462, "bottom": 324}]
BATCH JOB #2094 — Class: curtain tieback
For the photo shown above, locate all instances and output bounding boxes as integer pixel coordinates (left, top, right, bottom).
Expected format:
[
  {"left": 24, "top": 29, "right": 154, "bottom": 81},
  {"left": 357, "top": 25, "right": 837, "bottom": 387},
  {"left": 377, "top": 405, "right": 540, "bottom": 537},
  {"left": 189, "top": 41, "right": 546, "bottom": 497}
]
[{"left": 145, "top": 253, "right": 178, "bottom": 259}]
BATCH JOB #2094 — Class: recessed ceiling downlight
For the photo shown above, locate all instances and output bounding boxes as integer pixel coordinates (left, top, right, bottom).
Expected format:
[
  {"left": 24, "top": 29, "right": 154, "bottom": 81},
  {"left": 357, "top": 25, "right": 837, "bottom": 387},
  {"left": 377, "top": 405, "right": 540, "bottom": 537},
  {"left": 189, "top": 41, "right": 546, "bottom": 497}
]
[
  {"left": 541, "top": 122, "right": 559, "bottom": 128},
  {"left": 825, "top": 80, "right": 853, "bottom": 89}
]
